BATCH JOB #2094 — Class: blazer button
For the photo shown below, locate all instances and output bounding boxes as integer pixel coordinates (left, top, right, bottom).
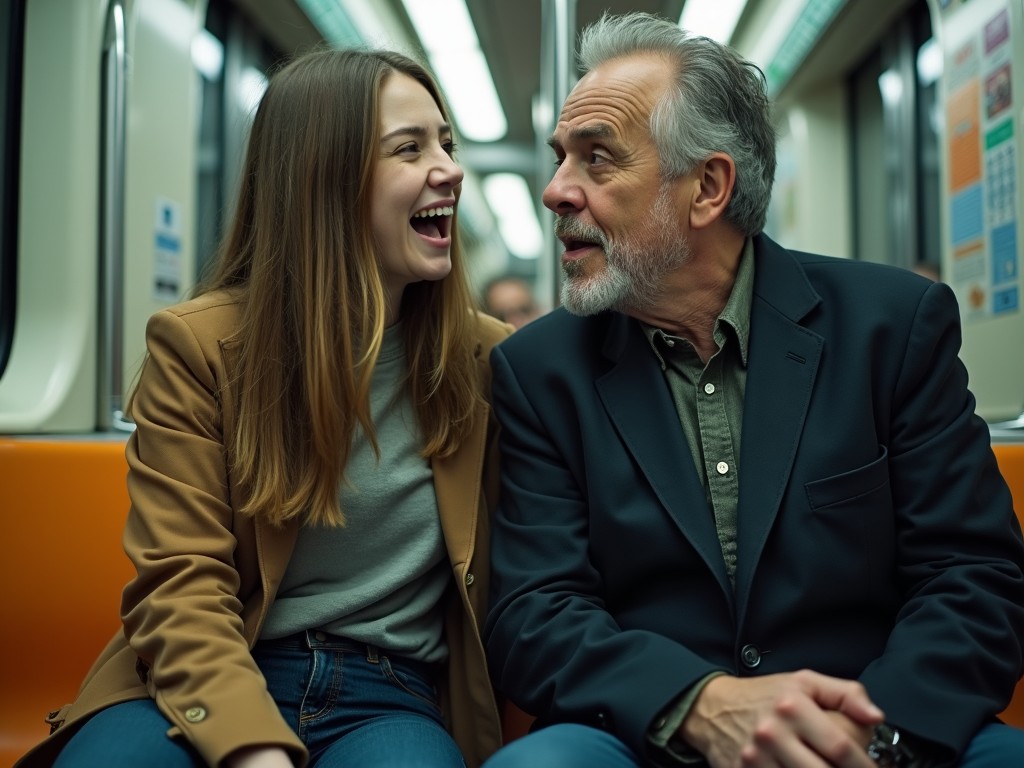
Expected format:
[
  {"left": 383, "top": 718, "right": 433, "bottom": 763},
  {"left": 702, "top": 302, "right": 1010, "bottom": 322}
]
[
  {"left": 596, "top": 711, "right": 609, "bottom": 730},
  {"left": 740, "top": 644, "right": 762, "bottom": 669},
  {"left": 184, "top": 706, "right": 207, "bottom": 723},
  {"left": 464, "top": 572, "right": 475, "bottom": 586}
]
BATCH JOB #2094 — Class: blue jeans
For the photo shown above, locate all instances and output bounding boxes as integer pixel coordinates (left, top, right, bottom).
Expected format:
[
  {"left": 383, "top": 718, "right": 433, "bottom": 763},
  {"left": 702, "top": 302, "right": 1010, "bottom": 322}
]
[
  {"left": 480, "top": 721, "right": 1024, "bottom": 768},
  {"left": 53, "top": 631, "right": 463, "bottom": 767}
]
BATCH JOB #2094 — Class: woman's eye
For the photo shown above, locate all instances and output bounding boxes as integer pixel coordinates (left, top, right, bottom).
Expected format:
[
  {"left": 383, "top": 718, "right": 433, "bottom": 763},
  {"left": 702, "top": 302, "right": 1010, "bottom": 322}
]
[
  {"left": 397, "top": 143, "right": 420, "bottom": 155},
  {"left": 443, "top": 141, "right": 458, "bottom": 156}
]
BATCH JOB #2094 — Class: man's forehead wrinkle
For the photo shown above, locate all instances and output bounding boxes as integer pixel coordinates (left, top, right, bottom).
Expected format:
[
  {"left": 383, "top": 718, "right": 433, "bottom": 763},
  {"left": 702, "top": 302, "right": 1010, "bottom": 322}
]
[{"left": 560, "top": 80, "right": 654, "bottom": 137}]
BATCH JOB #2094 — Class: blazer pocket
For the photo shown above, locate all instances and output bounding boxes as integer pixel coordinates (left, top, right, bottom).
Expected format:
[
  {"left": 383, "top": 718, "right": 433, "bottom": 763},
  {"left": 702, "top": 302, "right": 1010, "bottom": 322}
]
[{"left": 804, "top": 445, "right": 890, "bottom": 511}]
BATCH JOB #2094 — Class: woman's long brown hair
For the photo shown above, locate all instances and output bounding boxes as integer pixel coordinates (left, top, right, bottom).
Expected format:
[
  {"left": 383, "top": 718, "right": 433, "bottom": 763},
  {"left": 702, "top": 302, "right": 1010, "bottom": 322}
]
[{"left": 190, "top": 48, "right": 483, "bottom": 527}]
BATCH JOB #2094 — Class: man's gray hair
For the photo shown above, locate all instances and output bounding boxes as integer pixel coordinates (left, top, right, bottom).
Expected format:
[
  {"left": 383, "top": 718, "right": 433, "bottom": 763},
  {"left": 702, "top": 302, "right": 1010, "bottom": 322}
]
[{"left": 578, "top": 12, "right": 777, "bottom": 236}]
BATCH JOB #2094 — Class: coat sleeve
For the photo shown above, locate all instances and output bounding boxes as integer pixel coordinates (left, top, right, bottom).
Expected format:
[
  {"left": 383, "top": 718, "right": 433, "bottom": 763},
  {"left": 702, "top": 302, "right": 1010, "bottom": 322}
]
[
  {"left": 858, "top": 280, "right": 1024, "bottom": 755},
  {"left": 121, "top": 309, "right": 305, "bottom": 767}
]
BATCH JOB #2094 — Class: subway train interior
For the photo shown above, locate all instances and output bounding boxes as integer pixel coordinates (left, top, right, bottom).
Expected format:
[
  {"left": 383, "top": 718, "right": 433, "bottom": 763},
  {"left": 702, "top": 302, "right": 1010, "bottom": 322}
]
[{"left": 1, "top": 0, "right": 1023, "bottom": 763}]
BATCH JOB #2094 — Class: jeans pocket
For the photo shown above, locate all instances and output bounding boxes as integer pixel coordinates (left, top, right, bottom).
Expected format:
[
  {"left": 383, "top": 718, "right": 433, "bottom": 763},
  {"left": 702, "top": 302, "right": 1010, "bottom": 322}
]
[{"left": 379, "top": 655, "right": 442, "bottom": 712}]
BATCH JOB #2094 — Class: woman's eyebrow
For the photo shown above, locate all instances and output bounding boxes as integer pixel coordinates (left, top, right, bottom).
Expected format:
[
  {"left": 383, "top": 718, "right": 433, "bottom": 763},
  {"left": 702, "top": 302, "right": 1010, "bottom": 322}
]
[{"left": 380, "top": 123, "right": 452, "bottom": 143}]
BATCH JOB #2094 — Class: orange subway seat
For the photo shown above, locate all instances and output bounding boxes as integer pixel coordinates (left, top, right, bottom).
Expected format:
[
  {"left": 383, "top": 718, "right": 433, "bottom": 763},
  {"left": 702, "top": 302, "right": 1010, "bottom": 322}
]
[
  {"left": 0, "top": 438, "right": 132, "bottom": 766},
  {"left": 1, "top": 438, "right": 1021, "bottom": 766}
]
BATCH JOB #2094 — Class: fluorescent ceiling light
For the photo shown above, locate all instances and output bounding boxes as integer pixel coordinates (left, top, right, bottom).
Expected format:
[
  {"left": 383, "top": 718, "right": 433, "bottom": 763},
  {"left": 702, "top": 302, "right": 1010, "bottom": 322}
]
[
  {"left": 679, "top": 0, "right": 747, "bottom": 44},
  {"left": 878, "top": 69, "right": 904, "bottom": 108},
  {"left": 401, "top": 0, "right": 507, "bottom": 142},
  {"left": 482, "top": 173, "right": 543, "bottom": 259},
  {"left": 917, "top": 38, "right": 943, "bottom": 87},
  {"left": 238, "top": 66, "right": 268, "bottom": 116},
  {"left": 336, "top": 0, "right": 408, "bottom": 47},
  {"left": 191, "top": 29, "right": 223, "bottom": 81}
]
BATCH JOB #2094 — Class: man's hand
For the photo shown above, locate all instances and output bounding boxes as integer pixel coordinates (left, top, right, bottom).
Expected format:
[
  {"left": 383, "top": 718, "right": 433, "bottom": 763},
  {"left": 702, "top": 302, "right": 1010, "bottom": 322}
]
[{"left": 679, "top": 670, "right": 884, "bottom": 767}]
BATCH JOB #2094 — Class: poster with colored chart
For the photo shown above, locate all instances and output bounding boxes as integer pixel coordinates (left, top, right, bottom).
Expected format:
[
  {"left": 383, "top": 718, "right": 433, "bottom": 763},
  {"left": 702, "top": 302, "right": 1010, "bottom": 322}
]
[{"left": 943, "top": 2, "right": 1020, "bottom": 321}]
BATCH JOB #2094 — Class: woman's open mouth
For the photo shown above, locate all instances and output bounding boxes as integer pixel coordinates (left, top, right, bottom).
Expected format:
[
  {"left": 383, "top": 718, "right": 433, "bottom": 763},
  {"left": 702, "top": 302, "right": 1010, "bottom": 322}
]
[{"left": 410, "top": 205, "right": 454, "bottom": 243}]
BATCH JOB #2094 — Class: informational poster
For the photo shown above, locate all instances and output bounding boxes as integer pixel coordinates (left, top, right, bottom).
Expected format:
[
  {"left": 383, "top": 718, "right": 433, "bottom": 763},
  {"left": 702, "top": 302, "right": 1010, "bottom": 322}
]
[
  {"left": 153, "top": 197, "right": 183, "bottom": 302},
  {"left": 942, "top": 3, "right": 1020, "bottom": 320}
]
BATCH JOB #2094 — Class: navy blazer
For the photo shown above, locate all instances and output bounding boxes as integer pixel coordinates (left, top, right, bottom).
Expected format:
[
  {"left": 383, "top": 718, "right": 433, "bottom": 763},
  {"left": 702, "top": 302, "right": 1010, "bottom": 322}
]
[{"left": 484, "top": 234, "right": 1024, "bottom": 762}]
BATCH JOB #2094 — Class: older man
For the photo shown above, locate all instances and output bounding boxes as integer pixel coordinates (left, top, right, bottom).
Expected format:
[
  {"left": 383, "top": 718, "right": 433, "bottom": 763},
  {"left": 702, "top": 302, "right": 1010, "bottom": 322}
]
[{"left": 483, "top": 12, "right": 1024, "bottom": 768}]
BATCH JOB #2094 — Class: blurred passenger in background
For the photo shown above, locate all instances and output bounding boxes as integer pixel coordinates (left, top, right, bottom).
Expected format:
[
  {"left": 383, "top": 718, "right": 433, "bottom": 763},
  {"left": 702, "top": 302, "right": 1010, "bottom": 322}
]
[
  {"left": 482, "top": 274, "right": 543, "bottom": 329},
  {"left": 17, "top": 47, "right": 507, "bottom": 768},
  {"left": 483, "top": 12, "right": 1024, "bottom": 768}
]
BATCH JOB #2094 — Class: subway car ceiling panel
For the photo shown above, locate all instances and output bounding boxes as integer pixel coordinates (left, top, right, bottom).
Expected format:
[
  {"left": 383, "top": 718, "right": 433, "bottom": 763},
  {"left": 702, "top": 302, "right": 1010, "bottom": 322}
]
[{"left": 2, "top": 0, "right": 1023, "bottom": 433}]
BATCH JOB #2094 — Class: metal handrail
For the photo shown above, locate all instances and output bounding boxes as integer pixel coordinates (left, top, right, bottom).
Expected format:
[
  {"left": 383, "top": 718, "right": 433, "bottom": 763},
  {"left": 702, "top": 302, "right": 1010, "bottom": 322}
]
[{"left": 98, "top": 0, "right": 134, "bottom": 432}]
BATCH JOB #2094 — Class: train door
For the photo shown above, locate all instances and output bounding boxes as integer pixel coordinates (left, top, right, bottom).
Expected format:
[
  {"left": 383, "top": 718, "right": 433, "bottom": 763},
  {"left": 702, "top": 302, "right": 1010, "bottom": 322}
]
[{"left": 0, "top": 0, "right": 203, "bottom": 433}]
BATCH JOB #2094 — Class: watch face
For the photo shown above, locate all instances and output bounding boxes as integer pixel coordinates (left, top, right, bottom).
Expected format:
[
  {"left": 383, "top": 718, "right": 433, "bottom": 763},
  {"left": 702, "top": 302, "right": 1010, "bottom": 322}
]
[{"left": 867, "top": 725, "right": 914, "bottom": 767}]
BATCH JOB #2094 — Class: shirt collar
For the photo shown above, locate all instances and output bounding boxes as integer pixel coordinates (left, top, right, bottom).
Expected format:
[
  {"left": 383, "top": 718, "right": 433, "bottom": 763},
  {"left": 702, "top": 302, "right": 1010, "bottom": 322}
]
[{"left": 642, "top": 237, "right": 755, "bottom": 367}]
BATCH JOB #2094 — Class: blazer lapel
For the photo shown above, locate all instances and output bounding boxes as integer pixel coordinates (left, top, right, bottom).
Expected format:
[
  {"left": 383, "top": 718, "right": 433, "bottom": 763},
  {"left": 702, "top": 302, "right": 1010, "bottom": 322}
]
[
  {"left": 432, "top": 351, "right": 490, "bottom": 570},
  {"left": 734, "top": 236, "right": 822, "bottom": 615},
  {"left": 432, "top": 411, "right": 486, "bottom": 570},
  {"left": 597, "top": 313, "right": 732, "bottom": 595}
]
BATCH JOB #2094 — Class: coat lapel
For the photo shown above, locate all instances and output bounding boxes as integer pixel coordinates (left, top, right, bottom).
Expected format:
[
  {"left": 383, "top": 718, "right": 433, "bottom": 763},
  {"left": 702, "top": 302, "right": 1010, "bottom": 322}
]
[
  {"left": 597, "top": 313, "right": 732, "bottom": 595},
  {"left": 432, "top": 404, "right": 487, "bottom": 570},
  {"left": 432, "top": 343, "right": 493, "bottom": 570},
  {"left": 733, "top": 236, "right": 822, "bottom": 615}
]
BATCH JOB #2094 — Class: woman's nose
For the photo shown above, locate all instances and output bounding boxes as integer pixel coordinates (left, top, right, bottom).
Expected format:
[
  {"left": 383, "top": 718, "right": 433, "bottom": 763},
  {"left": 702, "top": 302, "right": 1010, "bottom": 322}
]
[{"left": 432, "top": 152, "right": 464, "bottom": 188}]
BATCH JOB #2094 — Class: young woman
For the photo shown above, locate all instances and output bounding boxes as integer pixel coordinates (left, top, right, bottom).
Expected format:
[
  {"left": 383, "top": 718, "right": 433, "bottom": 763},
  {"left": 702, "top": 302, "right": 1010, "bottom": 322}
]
[{"left": 17, "top": 48, "right": 509, "bottom": 768}]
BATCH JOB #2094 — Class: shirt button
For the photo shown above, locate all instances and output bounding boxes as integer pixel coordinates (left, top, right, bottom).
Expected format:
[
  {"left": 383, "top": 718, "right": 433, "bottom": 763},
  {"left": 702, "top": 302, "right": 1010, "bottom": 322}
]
[
  {"left": 185, "top": 706, "right": 206, "bottom": 723},
  {"left": 465, "top": 572, "right": 475, "bottom": 586},
  {"left": 314, "top": 631, "right": 327, "bottom": 641},
  {"left": 704, "top": 383, "right": 716, "bottom": 395},
  {"left": 716, "top": 461, "right": 729, "bottom": 475}
]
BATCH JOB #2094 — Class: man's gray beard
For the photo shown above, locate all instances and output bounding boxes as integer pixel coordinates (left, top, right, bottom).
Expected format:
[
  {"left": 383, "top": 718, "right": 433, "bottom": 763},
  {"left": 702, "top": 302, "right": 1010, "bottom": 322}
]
[{"left": 558, "top": 186, "right": 689, "bottom": 317}]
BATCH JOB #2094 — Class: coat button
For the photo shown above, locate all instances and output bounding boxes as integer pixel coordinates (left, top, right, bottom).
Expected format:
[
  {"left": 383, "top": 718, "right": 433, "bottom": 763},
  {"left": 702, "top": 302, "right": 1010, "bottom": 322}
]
[
  {"left": 464, "top": 572, "right": 475, "bottom": 586},
  {"left": 740, "top": 644, "right": 761, "bottom": 669},
  {"left": 185, "top": 706, "right": 206, "bottom": 723},
  {"left": 596, "top": 711, "right": 609, "bottom": 730}
]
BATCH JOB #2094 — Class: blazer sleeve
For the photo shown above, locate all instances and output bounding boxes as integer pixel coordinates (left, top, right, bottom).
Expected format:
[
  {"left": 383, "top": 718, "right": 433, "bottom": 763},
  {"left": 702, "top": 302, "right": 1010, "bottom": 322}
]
[
  {"left": 121, "top": 309, "right": 305, "bottom": 767},
  {"left": 857, "top": 280, "right": 1024, "bottom": 753},
  {"left": 483, "top": 341, "right": 726, "bottom": 758}
]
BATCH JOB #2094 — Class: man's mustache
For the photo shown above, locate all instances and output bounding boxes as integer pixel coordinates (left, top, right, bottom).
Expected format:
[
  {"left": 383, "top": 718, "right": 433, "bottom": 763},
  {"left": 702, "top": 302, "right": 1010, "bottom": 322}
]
[{"left": 554, "top": 216, "right": 607, "bottom": 248}]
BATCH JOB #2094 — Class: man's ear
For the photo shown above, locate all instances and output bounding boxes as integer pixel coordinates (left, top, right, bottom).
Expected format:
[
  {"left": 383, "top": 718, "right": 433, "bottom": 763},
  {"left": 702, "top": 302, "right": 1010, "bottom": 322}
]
[{"left": 690, "top": 153, "right": 735, "bottom": 230}]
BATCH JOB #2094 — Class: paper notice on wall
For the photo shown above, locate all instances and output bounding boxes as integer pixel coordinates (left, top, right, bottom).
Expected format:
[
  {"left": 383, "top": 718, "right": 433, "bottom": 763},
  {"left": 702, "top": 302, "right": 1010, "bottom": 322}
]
[
  {"left": 943, "top": 3, "right": 1019, "bottom": 321},
  {"left": 154, "top": 197, "right": 183, "bottom": 302}
]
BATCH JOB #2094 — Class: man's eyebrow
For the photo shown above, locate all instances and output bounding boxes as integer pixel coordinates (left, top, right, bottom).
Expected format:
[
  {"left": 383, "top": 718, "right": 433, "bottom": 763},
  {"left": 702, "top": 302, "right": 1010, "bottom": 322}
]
[{"left": 546, "top": 123, "right": 615, "bottom": 149}]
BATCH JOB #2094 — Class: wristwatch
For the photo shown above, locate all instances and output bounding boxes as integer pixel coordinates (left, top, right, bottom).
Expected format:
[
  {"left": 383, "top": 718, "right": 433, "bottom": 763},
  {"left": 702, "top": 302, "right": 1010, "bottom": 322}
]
[{"left": 866, "top": 724, "right": 915, "bottom": 767}]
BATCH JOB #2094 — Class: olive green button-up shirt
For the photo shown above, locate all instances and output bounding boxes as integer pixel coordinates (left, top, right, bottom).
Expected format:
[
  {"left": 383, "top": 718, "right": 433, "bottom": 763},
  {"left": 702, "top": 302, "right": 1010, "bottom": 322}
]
[
  {"left": 642, "top": 237, "right": 753, "bottom": 584},
  {"left": 643, "top": 238, "right": 754, "bottom": 763}
]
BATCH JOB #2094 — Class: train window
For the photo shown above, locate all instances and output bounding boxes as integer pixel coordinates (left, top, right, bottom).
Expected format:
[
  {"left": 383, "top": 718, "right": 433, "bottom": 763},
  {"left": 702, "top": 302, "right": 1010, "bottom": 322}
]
[
  {"left": 195, "top": 0, "right": 283, "bottom": 283},
  {"left": 850, "top": 1, "right": 940, "bottom": 279},
  {"left": 195, "top": 4, "right": 227, "bottom": 282},
  {"left": 0, "top": 0, "right": 25, "bottom": 380}
]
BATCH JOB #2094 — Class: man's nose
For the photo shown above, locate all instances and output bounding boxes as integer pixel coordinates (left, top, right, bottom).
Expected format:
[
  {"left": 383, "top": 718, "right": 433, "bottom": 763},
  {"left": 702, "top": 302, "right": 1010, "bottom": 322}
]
[{"left": 542, "top": 163, "right": 582, "bottom": 214}]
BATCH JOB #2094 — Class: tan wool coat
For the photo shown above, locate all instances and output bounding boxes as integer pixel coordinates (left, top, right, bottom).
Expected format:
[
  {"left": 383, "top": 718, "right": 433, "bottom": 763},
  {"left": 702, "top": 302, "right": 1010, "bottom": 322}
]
[{"left": 16, "top": 290, "right": 510, "bottom": 768}]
